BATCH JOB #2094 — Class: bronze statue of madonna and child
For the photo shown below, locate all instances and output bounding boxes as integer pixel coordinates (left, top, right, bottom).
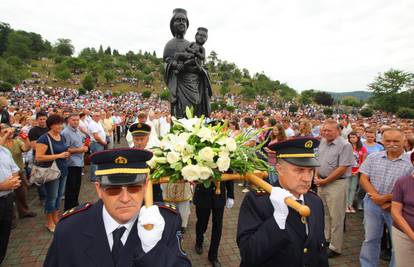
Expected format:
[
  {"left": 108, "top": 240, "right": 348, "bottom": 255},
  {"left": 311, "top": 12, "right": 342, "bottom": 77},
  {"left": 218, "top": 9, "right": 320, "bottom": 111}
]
[{"left": 163, "top": 8, "right": 212, "bottom": 118}]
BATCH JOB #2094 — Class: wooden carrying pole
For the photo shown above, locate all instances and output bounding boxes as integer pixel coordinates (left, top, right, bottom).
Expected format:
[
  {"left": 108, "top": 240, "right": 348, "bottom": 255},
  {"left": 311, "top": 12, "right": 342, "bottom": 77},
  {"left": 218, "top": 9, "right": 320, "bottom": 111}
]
[
  {"left": 143, "top": 172, "right": 311, "bottom": 230},
  {"left": 143, "top": 179, "right": 154, "bottom": 230},
  {"left": 243, "top": 173, "right": 311, "bottom": 217},
  {"left": 146, "top": 171, "right": 311, "bottom": 217}
]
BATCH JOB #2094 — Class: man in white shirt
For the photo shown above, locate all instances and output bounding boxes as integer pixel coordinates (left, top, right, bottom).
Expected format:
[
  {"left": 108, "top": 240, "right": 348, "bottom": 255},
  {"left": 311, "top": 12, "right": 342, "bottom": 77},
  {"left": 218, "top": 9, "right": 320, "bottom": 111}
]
[
  {"left": 44, "top": 149, "right": 191, "bottom": 267},
  {"left": 112, "top": 112, "right": 122, "bottom": 144},
  {"left": 88, "top": 111, "right": 107, "bottom": 182}
]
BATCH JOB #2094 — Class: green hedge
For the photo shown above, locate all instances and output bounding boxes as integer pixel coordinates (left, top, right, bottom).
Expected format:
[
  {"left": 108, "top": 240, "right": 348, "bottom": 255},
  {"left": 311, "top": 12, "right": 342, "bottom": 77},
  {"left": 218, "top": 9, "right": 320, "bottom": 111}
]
[
  {"left": 396, "top": 107, "right": 414, "bottom": 119},
  {"left": 359, "top": 108, "right": 373, "bottom": 118},
  {"left": 323, "top": 108, "right": 333, "bottom": 116}
]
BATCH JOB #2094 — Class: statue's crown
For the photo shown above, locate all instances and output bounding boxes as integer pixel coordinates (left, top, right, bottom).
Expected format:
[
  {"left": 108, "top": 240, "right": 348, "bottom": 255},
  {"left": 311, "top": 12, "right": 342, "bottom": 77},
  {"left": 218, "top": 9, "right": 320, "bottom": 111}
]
[
  {"left": 173, "top": 8, "right": 187, "bottom": 16},
  {"left": 197, "top": 27, "right": 208, "bottom": 33}
]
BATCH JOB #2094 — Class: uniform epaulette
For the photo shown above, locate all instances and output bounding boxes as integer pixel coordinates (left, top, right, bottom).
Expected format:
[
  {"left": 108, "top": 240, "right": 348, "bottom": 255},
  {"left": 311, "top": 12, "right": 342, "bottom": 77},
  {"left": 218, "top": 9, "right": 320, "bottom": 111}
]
[
  {"left": 60, "top": 202, "right": 92, "bottom": 220},
  {"left": 255, "top": 188, "right": 269, "bottom": 196},
  {"left": 156, "top": 202, "right": 178, "bottom": 214},
  {"left": 308, "top": 189, "right": 318, "bottom": 195}
]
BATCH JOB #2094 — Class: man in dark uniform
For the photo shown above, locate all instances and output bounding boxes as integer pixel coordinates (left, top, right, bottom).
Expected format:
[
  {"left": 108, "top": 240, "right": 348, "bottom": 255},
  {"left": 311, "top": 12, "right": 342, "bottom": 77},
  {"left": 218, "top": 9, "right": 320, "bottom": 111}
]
[
  {"left": 128, "top": 122, "right": 163, "bottom": 203},
  {"left": 237, "top": 137, "right": 329, "bottom": 267},
  {"left": 193, "top": 180, "right": 234, "bottom": 267},
  {"left": 44, "top": 148, "right": 191, "bottom": 267}
]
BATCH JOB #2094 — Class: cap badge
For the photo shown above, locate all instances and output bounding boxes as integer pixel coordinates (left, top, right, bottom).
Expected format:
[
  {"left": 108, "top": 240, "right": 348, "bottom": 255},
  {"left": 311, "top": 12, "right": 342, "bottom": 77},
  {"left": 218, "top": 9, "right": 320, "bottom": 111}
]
[
  {"left": 115, "top": 156, "right": 128, "bottom": 164},
  {"left": 137, "top": 123, "right": 142, "bottom": 128},
  {"left": 304, "top": 140, "right": 313, "bottom": 148}
]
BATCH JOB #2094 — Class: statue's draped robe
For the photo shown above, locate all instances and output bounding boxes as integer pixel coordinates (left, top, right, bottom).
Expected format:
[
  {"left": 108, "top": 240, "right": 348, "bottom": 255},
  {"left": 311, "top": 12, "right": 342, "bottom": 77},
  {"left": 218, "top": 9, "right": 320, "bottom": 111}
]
[{"left": 163, "top": 38, "right": 212, "bottom": 118}]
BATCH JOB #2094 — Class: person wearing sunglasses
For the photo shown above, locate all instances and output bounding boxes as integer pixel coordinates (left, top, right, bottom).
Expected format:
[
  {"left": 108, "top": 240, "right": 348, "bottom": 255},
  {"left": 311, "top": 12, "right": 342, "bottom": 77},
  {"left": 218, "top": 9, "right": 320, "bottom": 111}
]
[{"left": 44, "top": 148, "right": 191, "bottom": 267}]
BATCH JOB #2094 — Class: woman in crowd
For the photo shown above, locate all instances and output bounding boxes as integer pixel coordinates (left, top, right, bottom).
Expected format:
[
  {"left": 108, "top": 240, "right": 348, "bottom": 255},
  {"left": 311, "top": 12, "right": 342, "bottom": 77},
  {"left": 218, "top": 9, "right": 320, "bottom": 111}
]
[
  {"left": 298, "top": 119, "right": 313, "bottom": 137},
  {"left": 391, "top": 152, "right": 414, "bottom": 267},
  {"left": 35, "top": 115, "right": 70, "bottom": 233},
  {"left": 363, "top": 128, "right": 384, "bottom": 155},
  {"left": 229, "top": 119, "right": 240, "bottom": 138},
  {"left": 347, "top": 131, "right": 367, "bottom": 213},
  {"left": 264, "top": 123, "right": 287, "bottom": 166}
]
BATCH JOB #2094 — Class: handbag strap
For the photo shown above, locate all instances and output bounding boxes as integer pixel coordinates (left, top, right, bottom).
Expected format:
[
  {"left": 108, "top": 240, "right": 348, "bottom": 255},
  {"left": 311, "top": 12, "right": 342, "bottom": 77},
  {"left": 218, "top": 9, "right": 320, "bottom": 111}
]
[{"left": 46, "top": 134, "right": 55, "bottom": 155}]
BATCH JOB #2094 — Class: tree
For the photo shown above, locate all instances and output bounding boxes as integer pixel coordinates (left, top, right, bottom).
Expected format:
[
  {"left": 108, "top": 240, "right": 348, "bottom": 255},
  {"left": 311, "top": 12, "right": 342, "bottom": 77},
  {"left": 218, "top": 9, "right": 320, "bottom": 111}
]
[
  {"left": 226, "top": 105, "right": 236, "bottom": 112},
  {"left": 279, "top": 83, "right": 297, "bottom": 101},
  {"left": 98, "top": 45, "right": 104, "bottom": 54},
  {"left": 289, "top": 104, "right": 298, "bottom": 114},
  {"left": 5, "top": 31, "right": 32, "bottom": 60},
  {"left": 323, "top": 108, "right": 333, "bottom": 116},
  {"left": 103, "top": 70, "right": 115, "bottom": 83},
  {"left": 112, "top": 49, "right": 119, "bottom": 56},
  {"left": 54, "top": 38, "right": 74, "bottom": 56},
  {"left": 314, "top": 91, "right": 334, "bottom": 106},
  {"left": 300, "top": 89, "right": 316, "bottom": 105},
  {"left": 142, "top": 90, "right": 151, "bottom": 98},
  {"left": 396, "top": 107, "right": 414, "bottom": 119},
  {"left": 142, "top": 74, "right": 154, "bottom": 85},
  {"left": 242, "top": 68, "right": 250, "bottom": 79},
  {"left": 253, "top": 73, "right": 273, "bottom": 95},
  {"left": 82, "top": 74, "right": 95, "bottom": 91},
  {"left": 78, "top": 87, "right": 86, "bottom": 95},
  {"left": 208, "top": 50, "right": 218, "bottom": 66},
  {"left": 104, "top": 46, "right": 111, "bottom": 55},
  {"left": 257, "top": 103, "right": 266, "bottom": 111},
  {"left": 64, "top": 57, "right": 86, "bottom": 73},
  {"left": 360, "top": 108, "right": 373, "bottom": 118},
  {"left": 6, "top": 56, "right": 23, "bottom": 68},
  {"left": 0, "top": 58, "right": 25, "bottom": 84},
  {"left": 159, "top": 90, "right": 170, "bottom": 100},
  {"left": 219, "top": 81, "right": 230, "bottom": 96},
  {"left": 0, "top": 82, "right": 13, "bottom": 92},
  {"left": 240, "top": 86, "right": 256, "bottom": 100},
  {"left": 341, "top": 96, "right": 361, "bottom": 107},
  {"left": 28, "top": 32, "right": 50, "bottom": 58},
  {"left": 368, "top": 69, "right": 414, "bottom": 112},
  {"left": 0, "top": 22, "right": 12, "bottom": 55},
  {"left": 54, "top": 64, "right": 72, "bottom": 80}
]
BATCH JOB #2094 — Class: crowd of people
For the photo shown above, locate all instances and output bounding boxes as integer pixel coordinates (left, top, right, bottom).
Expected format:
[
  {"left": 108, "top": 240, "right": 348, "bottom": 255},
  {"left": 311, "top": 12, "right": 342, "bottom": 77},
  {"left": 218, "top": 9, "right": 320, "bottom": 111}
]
[{"left": 0, "top": 85, "right": 413, "bottom": 267}]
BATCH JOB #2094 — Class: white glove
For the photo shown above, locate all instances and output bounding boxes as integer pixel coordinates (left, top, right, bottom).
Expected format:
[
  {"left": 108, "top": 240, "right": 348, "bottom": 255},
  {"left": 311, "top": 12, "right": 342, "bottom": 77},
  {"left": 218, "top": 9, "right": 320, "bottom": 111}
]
[
  {"left": 270, "top": 187, "right": 293, "bottom": 230},
  {"left": 137, "top": 205, "right": 165, "bottom": 253},
  {"left": 226, "top": 198, "right": 234, "bottom": 209}
]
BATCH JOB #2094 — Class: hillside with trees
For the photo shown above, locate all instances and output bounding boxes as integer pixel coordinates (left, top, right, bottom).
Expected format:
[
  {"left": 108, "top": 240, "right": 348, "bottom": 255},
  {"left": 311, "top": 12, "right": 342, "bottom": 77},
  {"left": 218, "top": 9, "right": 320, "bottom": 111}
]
[
  {"left": 0, "top": 22, "right": 298, "bottom": 101},
  {"left": 1, "top": 21, "right": 414, "bottom": 118}
]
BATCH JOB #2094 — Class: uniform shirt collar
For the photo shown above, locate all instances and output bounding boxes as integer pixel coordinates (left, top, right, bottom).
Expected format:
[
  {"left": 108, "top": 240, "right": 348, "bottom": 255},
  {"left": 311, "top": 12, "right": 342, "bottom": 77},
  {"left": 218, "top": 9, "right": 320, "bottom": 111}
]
[{"left": 102, "top": 205, "right": 138, "bottom": 241}]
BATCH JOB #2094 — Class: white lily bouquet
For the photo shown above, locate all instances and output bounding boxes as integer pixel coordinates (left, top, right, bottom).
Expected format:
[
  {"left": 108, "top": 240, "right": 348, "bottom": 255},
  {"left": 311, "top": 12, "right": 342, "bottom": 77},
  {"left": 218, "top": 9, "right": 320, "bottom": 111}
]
[{"left": 148, "top": 108, "right": 269, "bottom": 187}]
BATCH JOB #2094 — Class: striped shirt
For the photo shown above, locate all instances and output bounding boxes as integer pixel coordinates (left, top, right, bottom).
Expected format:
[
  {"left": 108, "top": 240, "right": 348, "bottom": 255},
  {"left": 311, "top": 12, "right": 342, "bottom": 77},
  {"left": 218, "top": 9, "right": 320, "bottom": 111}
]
[{"left": 359, "top": 151, "right": 413, "bottom": 195}]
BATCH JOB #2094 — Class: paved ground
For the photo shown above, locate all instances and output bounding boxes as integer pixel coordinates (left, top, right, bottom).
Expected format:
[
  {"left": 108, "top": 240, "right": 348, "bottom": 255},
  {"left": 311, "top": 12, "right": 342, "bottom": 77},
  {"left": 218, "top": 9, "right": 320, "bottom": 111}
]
[{"left": 2, "top": 143, "right": 388, "bottom": 267}]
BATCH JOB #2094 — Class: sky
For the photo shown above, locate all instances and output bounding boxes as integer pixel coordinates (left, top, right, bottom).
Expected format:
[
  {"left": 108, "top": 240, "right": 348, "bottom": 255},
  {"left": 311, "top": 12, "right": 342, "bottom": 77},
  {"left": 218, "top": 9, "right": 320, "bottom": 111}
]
[{"left": 1, "top": 0, "right": 414, "bottom": 92}]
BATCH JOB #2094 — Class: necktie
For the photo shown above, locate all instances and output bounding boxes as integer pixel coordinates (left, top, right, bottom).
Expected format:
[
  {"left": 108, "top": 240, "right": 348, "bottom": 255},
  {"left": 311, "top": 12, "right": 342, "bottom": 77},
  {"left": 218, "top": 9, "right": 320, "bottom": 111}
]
[
  {"left": 112, "top": 226, "right": 126, "bottom": 265},
  {"left": 294, "top": 200, "right": 307, "bottom": 238}
]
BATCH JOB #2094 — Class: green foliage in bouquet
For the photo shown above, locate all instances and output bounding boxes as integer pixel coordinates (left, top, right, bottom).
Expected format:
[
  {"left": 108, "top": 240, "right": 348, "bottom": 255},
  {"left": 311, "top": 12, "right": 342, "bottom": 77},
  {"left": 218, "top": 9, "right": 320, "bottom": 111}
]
[{"left": 148, "top": 107, "right": 269, "bottom": 188}]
